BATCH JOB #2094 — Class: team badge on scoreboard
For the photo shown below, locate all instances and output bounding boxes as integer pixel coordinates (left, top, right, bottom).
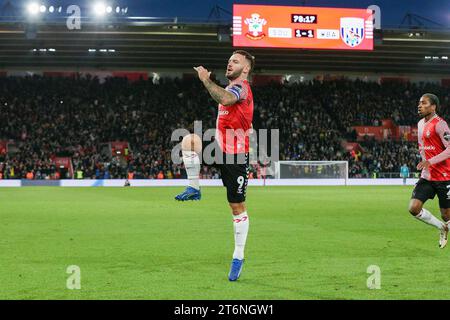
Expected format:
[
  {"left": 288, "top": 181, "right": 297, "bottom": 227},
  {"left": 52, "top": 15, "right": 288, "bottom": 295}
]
[
  {"left": 340, "top": 17, "right": 365, "bottom": 47},
  {"left": 244, "top": 13, "right": 267, "bottom": 40}
]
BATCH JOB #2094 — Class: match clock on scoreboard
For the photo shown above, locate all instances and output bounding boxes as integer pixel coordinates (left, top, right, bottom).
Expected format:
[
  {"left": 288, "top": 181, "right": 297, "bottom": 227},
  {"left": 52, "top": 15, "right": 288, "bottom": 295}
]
[
  {"left": 291, "top": 14, "right": 318, "bottom": 24},
  {"left": 232, "top": 4, "right": 373, "bottom": 50}
]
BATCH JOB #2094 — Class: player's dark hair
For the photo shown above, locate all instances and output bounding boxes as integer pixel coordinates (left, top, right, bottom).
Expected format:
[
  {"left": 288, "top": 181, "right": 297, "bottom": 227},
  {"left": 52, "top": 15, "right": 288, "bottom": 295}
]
[
  {"left": 423, "top": 93, "right": 440, "bottom": 108},
  {"left": 233, "top": 50, "right": 255, "bottom": 72}
]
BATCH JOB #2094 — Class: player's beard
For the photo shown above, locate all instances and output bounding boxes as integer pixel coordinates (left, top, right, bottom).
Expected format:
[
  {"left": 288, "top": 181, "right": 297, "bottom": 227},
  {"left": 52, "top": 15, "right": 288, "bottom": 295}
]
[{"left": 226, "top": 68, "right": 243, "bottom": 80}]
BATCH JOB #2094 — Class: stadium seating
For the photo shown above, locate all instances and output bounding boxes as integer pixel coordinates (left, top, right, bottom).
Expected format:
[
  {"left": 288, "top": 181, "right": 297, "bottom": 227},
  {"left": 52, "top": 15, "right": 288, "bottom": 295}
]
[{"left": 0, "top": 75, "right": 448, "bottom": 179}]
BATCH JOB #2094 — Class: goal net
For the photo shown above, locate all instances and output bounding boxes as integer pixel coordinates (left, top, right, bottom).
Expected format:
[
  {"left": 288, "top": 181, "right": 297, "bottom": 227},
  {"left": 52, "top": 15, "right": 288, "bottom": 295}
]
[{"left": 275, "top": 161, "right": 349, "bottom": 185}]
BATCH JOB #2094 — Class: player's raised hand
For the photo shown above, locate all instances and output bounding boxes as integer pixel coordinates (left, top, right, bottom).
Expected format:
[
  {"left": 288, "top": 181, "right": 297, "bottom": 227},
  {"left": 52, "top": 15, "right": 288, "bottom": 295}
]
[{"left": 193, "top": 66, "right": 211, "bottom": 83}]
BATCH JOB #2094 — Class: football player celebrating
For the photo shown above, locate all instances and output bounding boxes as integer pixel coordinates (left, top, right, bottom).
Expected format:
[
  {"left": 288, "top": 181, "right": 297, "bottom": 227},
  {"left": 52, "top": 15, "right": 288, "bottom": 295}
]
[{"left": 175, "top": 50, "right": 255, "bottom": 281}]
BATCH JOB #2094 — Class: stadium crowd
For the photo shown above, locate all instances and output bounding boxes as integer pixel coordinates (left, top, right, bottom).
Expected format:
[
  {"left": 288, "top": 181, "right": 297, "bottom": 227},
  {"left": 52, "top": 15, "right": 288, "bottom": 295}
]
[{"left": 0, "top": 75, "right": 447, "bottom": 179}]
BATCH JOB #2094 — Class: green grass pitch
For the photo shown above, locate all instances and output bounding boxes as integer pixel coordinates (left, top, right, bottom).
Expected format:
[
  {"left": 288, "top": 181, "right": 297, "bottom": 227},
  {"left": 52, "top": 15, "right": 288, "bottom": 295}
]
[{"left": 0, "top": 185, "right": 448, "bottom": 300}]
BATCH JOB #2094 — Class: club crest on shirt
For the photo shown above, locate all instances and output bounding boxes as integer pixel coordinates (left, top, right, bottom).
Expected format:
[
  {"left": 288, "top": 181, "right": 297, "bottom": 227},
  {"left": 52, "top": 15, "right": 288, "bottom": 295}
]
[
  {"left": 426, "top": 130, "right": 431, "bottom": 138},
  {"left": 444, "top": 132, "right": 450, "bottom": 141}
]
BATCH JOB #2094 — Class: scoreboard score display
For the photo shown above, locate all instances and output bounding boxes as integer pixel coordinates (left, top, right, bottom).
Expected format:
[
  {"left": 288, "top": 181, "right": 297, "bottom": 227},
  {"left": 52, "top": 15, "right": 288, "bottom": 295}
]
[{"left": 232, "top": 4, "right": 374, "bottom": 50}]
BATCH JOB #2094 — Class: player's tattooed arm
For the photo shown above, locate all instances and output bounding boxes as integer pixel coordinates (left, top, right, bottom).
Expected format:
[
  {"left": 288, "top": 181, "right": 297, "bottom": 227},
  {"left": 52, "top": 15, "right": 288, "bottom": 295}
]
[
  {"left": 202, "top": 79, "right": 237, "bottom": 106},
  {"left": 193, "top": 66, "right": 237, "bottom": 106}
]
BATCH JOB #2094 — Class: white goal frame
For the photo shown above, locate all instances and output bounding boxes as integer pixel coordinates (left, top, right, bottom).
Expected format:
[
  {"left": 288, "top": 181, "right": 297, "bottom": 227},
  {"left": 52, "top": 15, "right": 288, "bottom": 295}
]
[{"left": 275, "top": 161, "right": 349, "bottom": 186}]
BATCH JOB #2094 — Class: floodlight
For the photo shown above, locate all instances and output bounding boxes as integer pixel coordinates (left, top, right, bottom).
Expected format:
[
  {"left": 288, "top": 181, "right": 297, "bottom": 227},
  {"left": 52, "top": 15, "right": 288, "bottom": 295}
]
[
  {"left": 93, "top": 2, "right": 106, "bottom": 16},
  {"left": 27, "top": 2, "right": 40, "bottom": 15}
]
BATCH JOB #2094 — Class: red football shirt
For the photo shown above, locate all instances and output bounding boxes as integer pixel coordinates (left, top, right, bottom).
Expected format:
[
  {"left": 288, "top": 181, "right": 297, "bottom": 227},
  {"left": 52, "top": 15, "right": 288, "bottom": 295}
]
[
  {"left": 418, "top": 114, "right": 450, "bottom": 181},
  {"left": 216, "top": 79, "right": 254, "bottom": 154}
]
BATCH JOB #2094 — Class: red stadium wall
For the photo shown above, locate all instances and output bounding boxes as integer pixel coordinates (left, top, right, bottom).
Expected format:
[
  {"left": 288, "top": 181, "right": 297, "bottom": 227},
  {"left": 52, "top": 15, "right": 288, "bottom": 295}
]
[
  {"left": 315, "top": 74, "right": 346, "bottom": 81},
  {"left": 111, "top": 141, "right": 130, "bottom": 157},
  {"left": 53, "top": 157, "right": 74, "bottom": 178},
  {"left": 353, "top": 126, "right": 384, "bottom": 141},
  {"left": 44, "top": 71, "right": 77, "bottom": 78},
  {"left": 112, "top": 72, "right": 148, "bottom": 82},
  {"left": 353, "top": 119, "right": 417, "bottom": 142},
  {"left": 41, "top": 71, "right": 149, "bottom": 82},
  {"left": 397, "top": 125, "right": 418, "bottom": 141},
  {"left": 344, "top": 142, "right": 364, "bottom": 153},
  {"left": 252, "top": 75, "right": 283, "bottom": 86},
  {"left": 379, "top": 76, "right": 410, "bottom": 84}
]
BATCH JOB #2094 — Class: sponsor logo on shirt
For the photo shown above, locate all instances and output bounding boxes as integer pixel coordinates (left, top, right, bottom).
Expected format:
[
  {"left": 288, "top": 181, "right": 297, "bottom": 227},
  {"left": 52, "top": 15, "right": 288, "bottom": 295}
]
[
  {"left": 218, "top": 110, "right": 229, "bottom": 116},
  {"left": 421, "top": 145, "right": 436, "bottom": 151}
]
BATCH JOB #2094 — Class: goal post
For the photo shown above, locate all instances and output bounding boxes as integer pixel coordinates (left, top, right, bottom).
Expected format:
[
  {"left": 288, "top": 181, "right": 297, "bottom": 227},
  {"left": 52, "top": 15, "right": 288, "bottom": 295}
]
[{"left": 275, "top": 161, "right": 349, "bottom": 185}]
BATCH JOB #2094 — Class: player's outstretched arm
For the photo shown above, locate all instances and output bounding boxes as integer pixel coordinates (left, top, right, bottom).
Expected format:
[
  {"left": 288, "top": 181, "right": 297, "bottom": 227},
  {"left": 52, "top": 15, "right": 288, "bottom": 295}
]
[{"left": 193, "top": 66, "right": 238, "bottom": 106}]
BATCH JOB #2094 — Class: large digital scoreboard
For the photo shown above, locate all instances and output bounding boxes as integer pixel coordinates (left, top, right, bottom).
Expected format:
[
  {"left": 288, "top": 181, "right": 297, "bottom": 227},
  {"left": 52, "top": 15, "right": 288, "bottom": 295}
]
[{"left": 232, "top": 4, "right": 374, "bottom": 50}]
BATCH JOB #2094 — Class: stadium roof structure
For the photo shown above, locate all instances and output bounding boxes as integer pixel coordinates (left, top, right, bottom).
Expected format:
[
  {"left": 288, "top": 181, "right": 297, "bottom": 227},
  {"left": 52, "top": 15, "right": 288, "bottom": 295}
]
[{"left": 1, "top": 20, "right": 450, "bottom": 76}]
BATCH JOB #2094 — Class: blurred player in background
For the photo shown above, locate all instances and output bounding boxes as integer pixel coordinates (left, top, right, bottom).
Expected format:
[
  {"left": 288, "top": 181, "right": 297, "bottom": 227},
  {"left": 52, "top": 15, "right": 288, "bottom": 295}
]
[
  {"left": 400, "top": 163, "right": 409, "bottom": 186},
  {"left": 174, "top": 50, "right": 255, "bottom": 281},
  {"left": 409, "top": 93, "right": 450, "bottom": 248}
]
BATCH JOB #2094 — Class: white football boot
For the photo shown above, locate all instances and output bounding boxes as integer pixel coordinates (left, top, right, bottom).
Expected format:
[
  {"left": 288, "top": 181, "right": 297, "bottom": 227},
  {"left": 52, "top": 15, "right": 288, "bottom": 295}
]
[{"left": 439, "top": 222, "right": 449, "bottom": 249}]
